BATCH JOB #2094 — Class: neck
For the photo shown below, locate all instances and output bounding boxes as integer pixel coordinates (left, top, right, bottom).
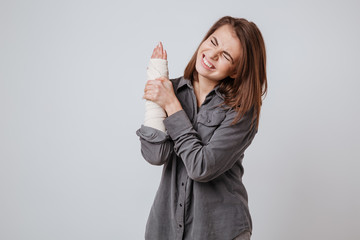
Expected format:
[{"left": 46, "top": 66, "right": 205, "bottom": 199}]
[{"left": 193, "top": 74, "right": 217, "bottom": 97}]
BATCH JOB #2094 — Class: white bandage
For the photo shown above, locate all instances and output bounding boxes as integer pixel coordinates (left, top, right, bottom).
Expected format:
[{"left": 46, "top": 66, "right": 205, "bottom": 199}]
[{"left": 144, "top": 58, "right": 169, "bottom": 133}]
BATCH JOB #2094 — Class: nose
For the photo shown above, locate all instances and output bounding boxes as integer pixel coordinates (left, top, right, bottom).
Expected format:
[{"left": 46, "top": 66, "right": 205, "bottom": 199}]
[{"left": 209, "top": 49, "right": 221, "bottom": 61}]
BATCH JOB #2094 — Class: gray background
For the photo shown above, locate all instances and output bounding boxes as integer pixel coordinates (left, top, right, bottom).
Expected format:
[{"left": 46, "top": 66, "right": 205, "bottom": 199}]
[{"left": 1, "top": 0, "right": 359, "bottom": 239}]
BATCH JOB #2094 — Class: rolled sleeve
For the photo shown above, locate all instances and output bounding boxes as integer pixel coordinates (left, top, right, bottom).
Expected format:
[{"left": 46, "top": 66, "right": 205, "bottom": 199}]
[
  {"left": 136, "top": 124, "right": 170, "bottom": 143},
  {"left": 136, "top": 125, "right": 173, "bottom": 166}
]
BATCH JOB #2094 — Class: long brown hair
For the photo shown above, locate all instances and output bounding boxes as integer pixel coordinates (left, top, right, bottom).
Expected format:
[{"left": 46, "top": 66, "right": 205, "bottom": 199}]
[{"left": 184, "top": 16, "right": 267, "bottom": 130}]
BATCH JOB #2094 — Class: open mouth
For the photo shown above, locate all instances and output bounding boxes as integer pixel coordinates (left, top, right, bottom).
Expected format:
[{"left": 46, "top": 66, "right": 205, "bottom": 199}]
[{"left": 202, "top": 54, "right": 215, "bottom": 69}]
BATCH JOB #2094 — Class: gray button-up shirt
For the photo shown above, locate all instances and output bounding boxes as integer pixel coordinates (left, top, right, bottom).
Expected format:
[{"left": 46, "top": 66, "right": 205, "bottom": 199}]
[{"left": 136, "top": 76, "right": 258, "bottom": 240}]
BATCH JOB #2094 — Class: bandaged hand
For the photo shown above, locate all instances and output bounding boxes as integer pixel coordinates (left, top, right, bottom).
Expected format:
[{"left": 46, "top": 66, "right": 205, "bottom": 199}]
[{"left": 143, "top": 42, "right": 168, "bottom": 133}]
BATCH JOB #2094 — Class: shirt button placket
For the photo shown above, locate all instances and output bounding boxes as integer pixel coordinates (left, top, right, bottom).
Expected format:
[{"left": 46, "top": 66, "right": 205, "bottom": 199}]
[{"left": 176, "top": 179, "right": 186, "bottom": 239}]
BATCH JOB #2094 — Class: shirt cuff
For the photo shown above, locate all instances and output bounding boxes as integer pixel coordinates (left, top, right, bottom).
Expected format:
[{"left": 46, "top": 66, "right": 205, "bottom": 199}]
[
  {"left": 163, "top": 110, "right": 194, "bottom": 140},
  {"left": 136, "top": 124, "right": 170, "bottom": 143}
]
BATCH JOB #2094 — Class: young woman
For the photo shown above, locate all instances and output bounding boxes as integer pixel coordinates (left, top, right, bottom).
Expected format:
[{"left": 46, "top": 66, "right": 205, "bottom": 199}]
[{"left": 136, "top": 16, "right": 267, "bottom": 240}]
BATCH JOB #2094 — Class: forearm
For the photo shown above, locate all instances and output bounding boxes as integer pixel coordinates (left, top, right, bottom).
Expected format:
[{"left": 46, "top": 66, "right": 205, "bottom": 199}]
[
  {"left": 163, "top": 109, "right": 257, "bottom": 182},
  {"left": 144, "top": 58, "right": 169, "bottom": 132}
]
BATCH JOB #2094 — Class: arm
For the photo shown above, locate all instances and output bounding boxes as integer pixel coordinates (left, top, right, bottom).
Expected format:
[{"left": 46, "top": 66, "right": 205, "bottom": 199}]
[
  {"left": 163, "top": 108, "right": 258, "bottom": 182},
  {"left": 144, "top": 42, "right": 169, "bottom": 133},
  {"left": 136, "top": 125, "right": 174, "bottom": 166},
  {"left": 136, "top": 42, "right": 173, "bottom": 166}
]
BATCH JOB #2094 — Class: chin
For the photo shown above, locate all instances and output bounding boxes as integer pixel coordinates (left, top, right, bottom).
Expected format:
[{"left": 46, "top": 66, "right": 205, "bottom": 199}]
[{"left": 195, "top": 66, "right": 207, "bottom": 80}]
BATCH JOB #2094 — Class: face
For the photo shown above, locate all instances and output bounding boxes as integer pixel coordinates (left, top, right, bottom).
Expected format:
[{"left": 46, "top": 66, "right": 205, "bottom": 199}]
[{"left": 195, "top": 24, "right": 242, "bottom": 82}]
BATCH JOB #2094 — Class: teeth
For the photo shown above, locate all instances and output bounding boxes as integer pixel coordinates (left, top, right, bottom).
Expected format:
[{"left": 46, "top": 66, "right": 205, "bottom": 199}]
[{"left": 203, "top": 56, "right": 213, "bottom": 68}]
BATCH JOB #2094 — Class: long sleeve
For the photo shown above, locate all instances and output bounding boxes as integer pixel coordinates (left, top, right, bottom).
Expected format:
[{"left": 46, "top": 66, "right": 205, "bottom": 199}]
[
  {"left": 144, "top": 58, "right": 169, "bottom": 133},
  {"left": 136, "top": 125, "right": 173, "bottom": 166},
  {"left": 163, "top": 108, "right": 258, "bottom": 182},
  {"left": 136, "top": 72, "right": 175, "bottom": 166}
]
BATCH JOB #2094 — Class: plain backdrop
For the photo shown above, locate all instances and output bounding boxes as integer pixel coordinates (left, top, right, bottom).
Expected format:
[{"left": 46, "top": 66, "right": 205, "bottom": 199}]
[{"left": 1, "top": 0, "right": 359, "bottom": 239}]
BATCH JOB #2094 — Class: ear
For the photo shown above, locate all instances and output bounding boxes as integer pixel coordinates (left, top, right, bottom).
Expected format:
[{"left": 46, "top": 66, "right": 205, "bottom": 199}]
[{"left": 229, "top": 70, "right": 237, "bottom": 79}]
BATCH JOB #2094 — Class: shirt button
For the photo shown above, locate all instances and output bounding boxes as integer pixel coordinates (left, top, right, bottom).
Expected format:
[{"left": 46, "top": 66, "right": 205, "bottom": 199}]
[
  {"left": 181, "top": 182, "right": 184, "bottom": 186},
  {"left": 179, "top": 203, "right": 182, "bottom": 207},
  {"left": 174, "top": 147, "right": 177, "bottom": 151},
  {"left": 179, "top": 224, "right": 182, "bottom": 228},
  {"left": 207, "top": 119, "right": 211, "bottom": 123}
]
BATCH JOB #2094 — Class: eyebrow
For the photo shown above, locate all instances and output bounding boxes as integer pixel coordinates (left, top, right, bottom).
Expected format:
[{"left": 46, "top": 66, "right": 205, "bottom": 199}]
[{"left": 213, "top": 36, "right": 235, "bottom": 64}]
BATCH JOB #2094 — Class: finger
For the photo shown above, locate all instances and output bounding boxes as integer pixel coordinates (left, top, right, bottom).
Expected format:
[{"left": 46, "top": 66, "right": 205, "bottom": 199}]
[
  {"left": 151, "top": 45, "right": 158, "bottom": 58},
  {"left": 146, "top": 79, "right": 156, "bottom": 85},
  {"left": 146, "top": 80, "right": 161, "bottom": 90},
  {"left": 160, "top": 42, "right": 166, "bottom": 60},
  {"left": 144, "top": 83, "right": 155, "bottom": 92},
  {"left": 151, "top": 43, "right": 160, "bottom": 59},
  {"left": 156, "top": 76, "right": 168, "bottom": 81},
  {"left": 143, "top": 92, "right": 151, "bottom": 100},
  {"left": 153, "top": 79, "right": 164, "bottom": 85},
  {"left": 158, "top": 42, "right": 163, "bottom": 54},
  {"left": 155, "top": 43, "right": 162, "bottom": 58},
  {"left": 159, "top": 42, "right": 164, "bottom": 59},
  {"left": 163, "top": 49, "right": 167, "bottom": 60}
]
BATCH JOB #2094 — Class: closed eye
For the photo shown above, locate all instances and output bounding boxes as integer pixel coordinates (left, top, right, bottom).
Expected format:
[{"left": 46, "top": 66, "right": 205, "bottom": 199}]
[{"left": 211, "top": 37, "right": 233, "bottom": 62}]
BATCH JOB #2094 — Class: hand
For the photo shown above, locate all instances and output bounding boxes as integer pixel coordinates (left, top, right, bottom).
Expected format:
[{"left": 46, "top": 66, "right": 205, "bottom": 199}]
[
  {"left": 151, "top": 41, "right": 167, "bottom": 60},
  {"left": 143, "top": 76, "right": 182, "bottom": 116}
]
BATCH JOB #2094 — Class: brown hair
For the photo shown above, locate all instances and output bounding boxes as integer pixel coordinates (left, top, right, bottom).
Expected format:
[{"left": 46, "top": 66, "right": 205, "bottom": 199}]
[{"left": 184, "top": 16, "right": 267, "bottom": 130}]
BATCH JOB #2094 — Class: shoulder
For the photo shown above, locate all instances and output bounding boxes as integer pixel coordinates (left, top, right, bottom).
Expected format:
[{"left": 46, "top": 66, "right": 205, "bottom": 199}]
[{"left": 220, "top": 105, "right": 257, "bottom": 131}]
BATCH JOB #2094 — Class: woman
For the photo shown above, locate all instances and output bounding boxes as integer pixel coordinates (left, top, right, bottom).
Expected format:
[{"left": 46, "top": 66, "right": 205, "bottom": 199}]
[{"left": 136, "top": 16, "right": 267, "bottom": 240}]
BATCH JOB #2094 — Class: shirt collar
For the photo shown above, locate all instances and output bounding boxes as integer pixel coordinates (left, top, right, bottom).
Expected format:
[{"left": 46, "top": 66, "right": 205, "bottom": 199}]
[{"left": 177, "top": 76, "right": 225, "bottom": 100}]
